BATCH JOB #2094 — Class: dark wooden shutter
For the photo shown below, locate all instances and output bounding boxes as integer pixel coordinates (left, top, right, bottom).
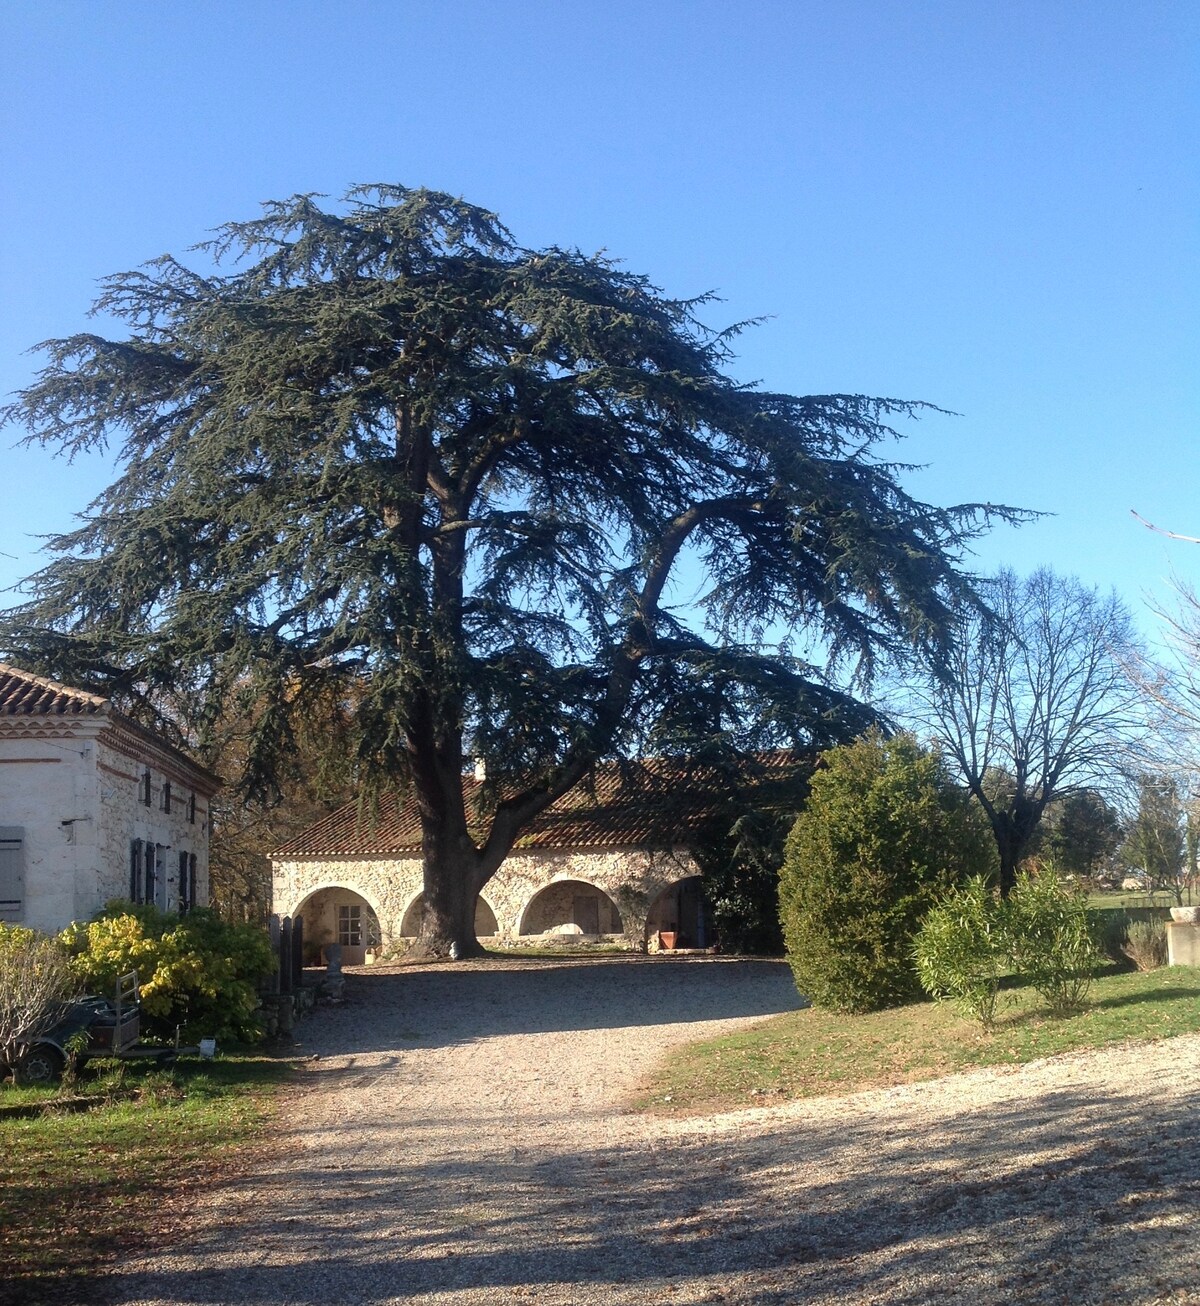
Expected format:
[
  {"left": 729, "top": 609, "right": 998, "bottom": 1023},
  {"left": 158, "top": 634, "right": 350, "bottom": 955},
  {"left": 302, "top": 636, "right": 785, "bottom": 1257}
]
[
  {"left": 0, "top": 828, "right": 24, "bottom": 921},
  {"left": 130, "top": 838, "right": 143, "bottom": 902},
  {"left": 189, "top": 854, "right": 197, "bottom": 911}
]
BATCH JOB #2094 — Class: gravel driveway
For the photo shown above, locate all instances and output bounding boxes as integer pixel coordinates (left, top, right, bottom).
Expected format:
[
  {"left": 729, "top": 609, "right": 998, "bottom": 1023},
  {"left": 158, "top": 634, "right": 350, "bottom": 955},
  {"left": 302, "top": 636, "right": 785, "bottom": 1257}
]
[{"left": 103, "top": 956, "right": 1200, "bottom": 1305}]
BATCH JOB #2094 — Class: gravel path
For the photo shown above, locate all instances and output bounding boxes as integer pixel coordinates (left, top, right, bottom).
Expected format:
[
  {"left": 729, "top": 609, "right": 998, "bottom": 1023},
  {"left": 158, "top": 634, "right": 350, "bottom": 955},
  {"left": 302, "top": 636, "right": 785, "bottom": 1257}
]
[{"left": 103, "top": 956, "right": 1200, "bottom": 1305}]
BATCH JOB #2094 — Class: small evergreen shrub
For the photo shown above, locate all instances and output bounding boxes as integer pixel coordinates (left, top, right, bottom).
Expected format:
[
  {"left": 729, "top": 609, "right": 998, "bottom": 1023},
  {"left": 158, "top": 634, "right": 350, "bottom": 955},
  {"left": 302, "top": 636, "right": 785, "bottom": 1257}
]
[
  {"left": 780, "top": 731, "right": 995, "bottom": 1013},
  {"left": 61, "top": 904, "right": 276, "bottom": 1043},
  {"left": 916, "top": 869, "right": 1104, "bottom": 1026},
  {"left": 1121, "top": 918, "right": 1168, "bottom": 971},
  {"left": 1006, "top": 869, "right": 1100, "bottom": 1014},
  {"left": 912, "top": 877, "right": 1008, "bottom": 1028}
]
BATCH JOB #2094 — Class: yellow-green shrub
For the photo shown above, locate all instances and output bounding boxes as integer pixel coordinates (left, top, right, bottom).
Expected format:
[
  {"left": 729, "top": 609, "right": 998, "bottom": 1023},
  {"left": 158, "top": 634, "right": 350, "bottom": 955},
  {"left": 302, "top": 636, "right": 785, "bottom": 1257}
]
[
  {"left": 913, "top": 876, "right": 1008, "bottom": 1028},
  {"left": 61, "top": 904, "right": 275, "bottom": 1043}
]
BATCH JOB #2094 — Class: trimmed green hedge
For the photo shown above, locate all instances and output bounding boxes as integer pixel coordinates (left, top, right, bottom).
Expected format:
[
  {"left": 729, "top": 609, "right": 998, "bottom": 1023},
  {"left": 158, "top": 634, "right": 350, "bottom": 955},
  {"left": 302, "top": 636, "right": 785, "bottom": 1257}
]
[{"left": 780, "top": 731, "right": 995, "bottom": 1013}]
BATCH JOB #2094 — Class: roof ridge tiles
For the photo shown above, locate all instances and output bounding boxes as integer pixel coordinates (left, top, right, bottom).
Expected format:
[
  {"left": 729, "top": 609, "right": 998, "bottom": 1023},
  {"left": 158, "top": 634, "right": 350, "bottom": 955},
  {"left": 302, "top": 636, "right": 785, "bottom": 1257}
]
[
  {"left": 0, "top": 662, "right": 111, "bottom": 716},
  {"left": 271, "top": 750, "right": 810, "bottom": 859}
]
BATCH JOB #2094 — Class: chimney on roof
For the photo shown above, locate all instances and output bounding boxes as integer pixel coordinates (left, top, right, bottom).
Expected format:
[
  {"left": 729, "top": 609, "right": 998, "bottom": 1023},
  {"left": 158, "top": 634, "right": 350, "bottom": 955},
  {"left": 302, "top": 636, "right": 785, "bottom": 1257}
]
[{"left": 474, "top": 758, "right": 487, "bottom": 782}]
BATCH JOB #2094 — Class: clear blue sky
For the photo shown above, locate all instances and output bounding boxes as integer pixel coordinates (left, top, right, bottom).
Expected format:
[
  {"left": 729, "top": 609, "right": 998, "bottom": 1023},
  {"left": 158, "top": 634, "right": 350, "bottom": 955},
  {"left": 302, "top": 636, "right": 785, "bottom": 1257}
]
[{"left": 2, "top": 0, "right": 1197, "bottom": 638}]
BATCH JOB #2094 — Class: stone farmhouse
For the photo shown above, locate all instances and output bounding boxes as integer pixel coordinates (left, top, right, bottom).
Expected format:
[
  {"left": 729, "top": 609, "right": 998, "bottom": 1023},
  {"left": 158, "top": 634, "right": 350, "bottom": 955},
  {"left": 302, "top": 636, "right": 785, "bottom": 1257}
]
[
  {"left": 0, "top": 664, "right": 220, "bottom": 933},
  {"left": 272, "top": 754, "right": 805, "bottom": 964}
]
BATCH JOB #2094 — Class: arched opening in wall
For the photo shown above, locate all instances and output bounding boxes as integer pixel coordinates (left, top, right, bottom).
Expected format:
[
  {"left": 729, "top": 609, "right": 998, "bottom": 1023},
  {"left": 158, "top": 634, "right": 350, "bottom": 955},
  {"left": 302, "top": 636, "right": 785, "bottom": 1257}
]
[
  {"left": 518, "top": 879, "right": 624, "bottom": 937},
  {"left": 295, "top": 886, "right": 382, "bottom": 967},
  {"left": 645, "top": 876, "right": 707, "bottom": 950},
  {"left": 399, "top": 893, "right": 499, "bottom": 938}
]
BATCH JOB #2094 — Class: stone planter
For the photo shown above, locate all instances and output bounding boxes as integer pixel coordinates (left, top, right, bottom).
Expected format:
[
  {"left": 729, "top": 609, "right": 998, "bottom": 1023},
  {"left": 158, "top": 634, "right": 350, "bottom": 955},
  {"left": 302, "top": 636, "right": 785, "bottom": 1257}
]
[{"left": 1169, "top": 906, "right": 1200, "bottom": 923}]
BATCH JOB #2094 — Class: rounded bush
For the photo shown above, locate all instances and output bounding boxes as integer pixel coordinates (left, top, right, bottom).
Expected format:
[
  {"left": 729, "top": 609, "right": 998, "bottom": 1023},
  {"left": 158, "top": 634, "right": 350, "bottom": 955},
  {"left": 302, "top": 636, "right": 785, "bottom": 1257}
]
[{"left": 779, "top": 730, "right": 995, "bottom": 1013}]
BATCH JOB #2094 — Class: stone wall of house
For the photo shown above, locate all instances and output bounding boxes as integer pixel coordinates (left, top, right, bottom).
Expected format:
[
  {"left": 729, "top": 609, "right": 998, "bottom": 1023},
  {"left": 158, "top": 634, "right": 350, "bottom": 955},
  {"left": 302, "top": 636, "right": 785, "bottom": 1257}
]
[
  {"left": 96, "top": 730, "right": 213, "bottom": 916},
  {"left": 272, "top": 845, "right": 701, "bottom": 949},
  {"left": 0, "top": 688, "right": 216, "bottom": 935},
  {"left": 273, "top": 856, "right": 423, "bottom": 947},
  {"left": 0, "top": 725, "right": 94, "bottom": 933}
]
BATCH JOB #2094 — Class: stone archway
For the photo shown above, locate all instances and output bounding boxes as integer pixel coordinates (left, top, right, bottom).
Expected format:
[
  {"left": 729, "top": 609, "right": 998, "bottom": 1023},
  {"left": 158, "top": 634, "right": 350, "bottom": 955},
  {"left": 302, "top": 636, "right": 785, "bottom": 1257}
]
[
  {"left": 645, "top": 875, "right": 707, "bottom": 949},
  {"left": 400, "top": 892, "right": 500, "bottom": 939},
  {"left": 518, "top": 878, "right": 624, "bottom": 937},
  {"left": 295, "top": 885, "right": 383, "bottom": 966}
]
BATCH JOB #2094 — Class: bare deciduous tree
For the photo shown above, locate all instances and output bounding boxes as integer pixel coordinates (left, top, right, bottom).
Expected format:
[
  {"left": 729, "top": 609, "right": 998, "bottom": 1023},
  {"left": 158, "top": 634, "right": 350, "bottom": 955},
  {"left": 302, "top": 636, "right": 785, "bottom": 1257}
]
[
  {"left": 0, "top": 926, "right": 77, "bottom": 1079},
  {"left": 1120, "top": 772, "right": 1185, "bottom": 905},
  {"left": 909, "top": 569, "right": 1147, "bottom": 894}
]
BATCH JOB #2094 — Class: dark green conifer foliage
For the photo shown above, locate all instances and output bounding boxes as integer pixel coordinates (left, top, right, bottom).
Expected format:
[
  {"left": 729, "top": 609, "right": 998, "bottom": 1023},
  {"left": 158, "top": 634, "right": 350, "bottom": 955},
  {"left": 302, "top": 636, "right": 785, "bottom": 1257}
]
[
  {"left": 780, "top": 731, "right": 996, "bottom": 1012},
  {"left": 1, "top": 187, "right": 1022, "bottom": 955}
]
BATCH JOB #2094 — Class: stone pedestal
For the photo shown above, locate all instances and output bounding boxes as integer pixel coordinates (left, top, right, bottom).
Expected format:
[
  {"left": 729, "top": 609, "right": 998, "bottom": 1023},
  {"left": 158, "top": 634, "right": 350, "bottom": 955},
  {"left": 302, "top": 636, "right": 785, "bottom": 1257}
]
[{"left": 1166, "top": 919, "right": 1200, "bottom": 967}]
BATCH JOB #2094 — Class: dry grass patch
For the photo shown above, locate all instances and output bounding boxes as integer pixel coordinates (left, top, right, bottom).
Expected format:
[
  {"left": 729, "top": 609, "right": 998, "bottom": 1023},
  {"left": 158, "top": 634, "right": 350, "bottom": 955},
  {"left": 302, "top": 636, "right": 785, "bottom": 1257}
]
[
  {"left": 637, "top": 966, "right": 1200, "bottom": 1115},
  {"left": 0, "top": 1054, "right": 289, "bottom": 1304}
]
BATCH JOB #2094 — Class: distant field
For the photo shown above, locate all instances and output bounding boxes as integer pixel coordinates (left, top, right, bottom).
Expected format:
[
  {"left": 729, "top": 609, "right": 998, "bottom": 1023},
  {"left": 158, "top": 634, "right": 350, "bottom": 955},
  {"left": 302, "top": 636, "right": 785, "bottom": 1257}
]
[{"left": 1087, "top": 890, "right": 1185, "bottom": 911}]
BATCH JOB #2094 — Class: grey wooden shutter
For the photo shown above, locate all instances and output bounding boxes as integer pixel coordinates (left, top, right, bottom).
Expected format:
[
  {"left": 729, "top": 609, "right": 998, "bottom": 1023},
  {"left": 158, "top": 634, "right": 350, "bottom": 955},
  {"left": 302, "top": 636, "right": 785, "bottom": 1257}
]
[{"left": 0, "top": 827, "right": 24, "bottom": 921}]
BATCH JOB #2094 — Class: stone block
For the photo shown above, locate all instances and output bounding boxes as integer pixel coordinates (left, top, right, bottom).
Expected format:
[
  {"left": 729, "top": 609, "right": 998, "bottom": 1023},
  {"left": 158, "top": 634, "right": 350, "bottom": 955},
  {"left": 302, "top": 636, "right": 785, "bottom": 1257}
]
[{"left": 1166, "top": 920, "right": 1200, "bottom": 967}]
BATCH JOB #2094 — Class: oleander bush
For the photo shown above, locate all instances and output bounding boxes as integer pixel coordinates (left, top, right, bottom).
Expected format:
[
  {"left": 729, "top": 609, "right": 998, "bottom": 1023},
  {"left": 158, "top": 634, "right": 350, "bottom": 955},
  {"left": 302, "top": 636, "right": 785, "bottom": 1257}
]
[
  {"left": 915, "top": 868, "right": 1103, "bottom": 1026},
  {"left": 1006, "top": 868, "right": 1101, "bottom": 1014},
  {"left": 912, "top": 876, "right": 1008, "bottom": 1028}
]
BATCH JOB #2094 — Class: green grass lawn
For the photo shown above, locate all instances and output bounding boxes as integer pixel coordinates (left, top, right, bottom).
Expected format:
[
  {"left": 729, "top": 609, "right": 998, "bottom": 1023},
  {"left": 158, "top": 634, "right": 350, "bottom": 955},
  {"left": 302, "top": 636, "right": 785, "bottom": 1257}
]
[
  {"left": 1088, "top": 890, "right": 1176, "bottom": 908},
  {"left": 0, "top": 1053, "right": 290, "bottom": 1303},
  {"left": 637, "top": 965, "right": 1200, "bottom": 1116}
]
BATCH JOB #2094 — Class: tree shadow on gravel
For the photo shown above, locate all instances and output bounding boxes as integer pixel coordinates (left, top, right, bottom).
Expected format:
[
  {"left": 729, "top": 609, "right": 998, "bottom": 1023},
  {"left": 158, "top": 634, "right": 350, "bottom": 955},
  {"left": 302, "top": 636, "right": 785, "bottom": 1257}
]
[
  {"left": 291, "top": 957, "right": 803, "bottom": 1056},
  {"left": 97, "top": 1073, "right": 1200, "bottom": 1306}
]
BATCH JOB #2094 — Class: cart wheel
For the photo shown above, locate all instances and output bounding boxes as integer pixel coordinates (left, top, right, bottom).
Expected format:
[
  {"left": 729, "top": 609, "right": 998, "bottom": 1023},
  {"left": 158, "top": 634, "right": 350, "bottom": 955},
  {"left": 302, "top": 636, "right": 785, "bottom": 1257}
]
[{"left": 20, "top": 1045, "right": 65, "bottom": 1085}]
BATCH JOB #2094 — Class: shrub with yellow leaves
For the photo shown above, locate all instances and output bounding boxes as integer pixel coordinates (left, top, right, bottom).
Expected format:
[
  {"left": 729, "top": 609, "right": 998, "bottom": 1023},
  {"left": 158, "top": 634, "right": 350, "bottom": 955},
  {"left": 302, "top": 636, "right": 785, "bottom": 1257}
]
[{"left": 62, "top": 904, "right": 275, "bottom": 1043}]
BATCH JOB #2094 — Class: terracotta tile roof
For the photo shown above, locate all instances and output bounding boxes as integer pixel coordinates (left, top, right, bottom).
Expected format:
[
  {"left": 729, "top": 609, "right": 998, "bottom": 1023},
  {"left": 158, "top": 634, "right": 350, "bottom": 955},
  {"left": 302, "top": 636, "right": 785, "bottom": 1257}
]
[
  {"left": 0, "top": 662, "right": 221, "bottom": 793},
  {"left": 0, "top": 663, "right": 110, "bottom": 717},
  {"left": 273, "top": 752, "right": 811, "bottom": 858}
]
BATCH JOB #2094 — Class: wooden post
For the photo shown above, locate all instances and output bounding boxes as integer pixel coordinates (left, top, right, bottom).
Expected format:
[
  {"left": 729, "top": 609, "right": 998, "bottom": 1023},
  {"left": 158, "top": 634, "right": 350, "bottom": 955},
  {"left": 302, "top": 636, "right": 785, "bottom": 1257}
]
[
  {"left": 266, "top": 914, "right": 281, "bottom": 995},
  {"left": 279, "top": 916, "right": 293, "bottom": 994},
  {"left": 292, "top": 913, "right": 304, "bottom": 989}
]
